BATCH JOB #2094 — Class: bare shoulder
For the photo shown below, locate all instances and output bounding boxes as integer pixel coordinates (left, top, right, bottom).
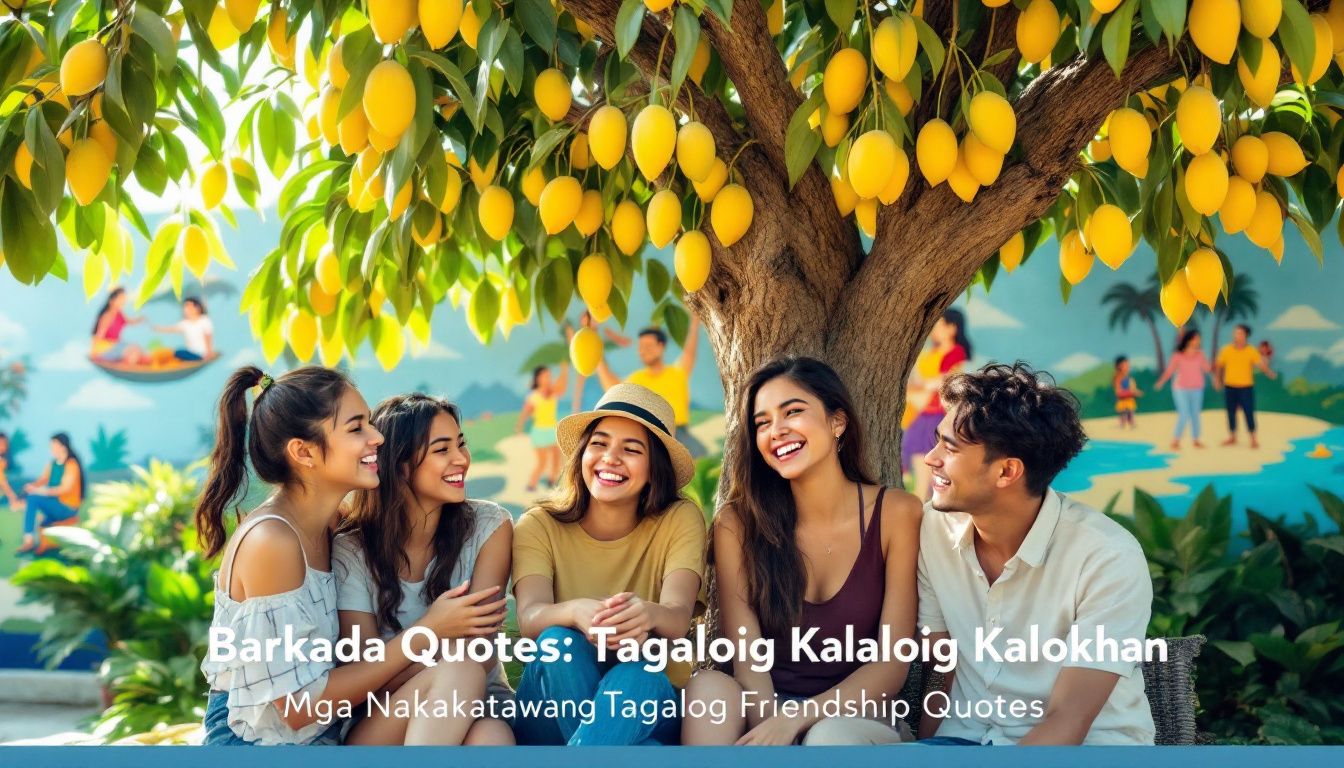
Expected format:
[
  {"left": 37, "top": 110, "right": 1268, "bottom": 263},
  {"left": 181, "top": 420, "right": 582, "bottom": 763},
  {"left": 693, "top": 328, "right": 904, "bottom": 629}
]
[
  {"left": 711, "top": 500, "right": 745, "bottom": 537},
  {"left": 231, "top": 518, "right": 306, "bottom": 598},
  {"left": 876, "top": 485, "right": 923, "bottom": 536}
]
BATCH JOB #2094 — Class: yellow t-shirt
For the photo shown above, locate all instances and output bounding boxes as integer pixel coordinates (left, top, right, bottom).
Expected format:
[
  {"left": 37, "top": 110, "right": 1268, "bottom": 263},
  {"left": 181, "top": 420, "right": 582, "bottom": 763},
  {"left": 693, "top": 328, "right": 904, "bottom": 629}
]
[
  {"left": 528, "top": 392, "right": 559, "bottom": 428},
  {"left": 512, "top": 500, "right": 708, "bottom": 686},
  {"left": 1217, "top": 344, "right": 1261, "bottom": 388},
  {"left": 626, "top": 365, "right": 690, "bottom": 426}
]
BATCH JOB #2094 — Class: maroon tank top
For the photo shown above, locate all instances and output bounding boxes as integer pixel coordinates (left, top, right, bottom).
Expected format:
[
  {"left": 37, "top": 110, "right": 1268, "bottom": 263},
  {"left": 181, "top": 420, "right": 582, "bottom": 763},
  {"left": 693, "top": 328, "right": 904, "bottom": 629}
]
[{"left": 768, "top": 486, "right": 887, "bottom": 697}]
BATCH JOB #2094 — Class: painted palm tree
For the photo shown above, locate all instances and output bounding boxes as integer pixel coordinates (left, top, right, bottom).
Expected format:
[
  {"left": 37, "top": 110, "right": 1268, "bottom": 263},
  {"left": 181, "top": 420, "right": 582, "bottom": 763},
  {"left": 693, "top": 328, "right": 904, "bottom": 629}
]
[
  {"left": 1103, "top": 278, "right": 1166, "bottom": 372},
  {"left": 1209, "top": 273, "right": 1260, "bottom": 363}
]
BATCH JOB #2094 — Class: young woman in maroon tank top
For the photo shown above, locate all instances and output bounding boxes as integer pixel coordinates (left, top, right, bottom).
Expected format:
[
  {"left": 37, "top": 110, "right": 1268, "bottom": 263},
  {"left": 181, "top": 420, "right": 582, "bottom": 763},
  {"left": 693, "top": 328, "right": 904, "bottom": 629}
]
[{"left": 681, "top": 357, "right": 923, "bottom": 746}]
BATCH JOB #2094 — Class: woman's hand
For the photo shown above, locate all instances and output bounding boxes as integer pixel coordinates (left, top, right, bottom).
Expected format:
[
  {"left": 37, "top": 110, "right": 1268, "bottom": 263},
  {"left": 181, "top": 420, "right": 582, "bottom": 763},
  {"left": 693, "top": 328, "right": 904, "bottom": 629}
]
[
  {"left": 417, "top": 582, "right": 507, "bottom": 639},
  {"left": 566, "top": 598, "right": 607, "bottom": 638},
  {"left": 736, "top": 713, "right": 807, "bottom": 746},
  {"left": 592, "top": 592, "right": 654, "bottom": 648}
]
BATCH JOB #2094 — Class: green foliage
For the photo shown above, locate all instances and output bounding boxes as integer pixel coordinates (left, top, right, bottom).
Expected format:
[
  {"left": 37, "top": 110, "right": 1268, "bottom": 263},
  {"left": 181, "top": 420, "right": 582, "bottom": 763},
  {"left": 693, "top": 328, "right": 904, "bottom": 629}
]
[
  {"left": 1108, "top": 486, "right": 1344, "bottom": 744},
  {"left": 684, "top": 453, "right": 723, "bottom": 520},
  {"left": 11, "top": 460, "right": 213, "bottom": 741},
  {"left": 0, "top": 358, "right": 28, "bottom": 422},
  {"left": 87, "top": 425, "right": 130, "bottom": 472}
]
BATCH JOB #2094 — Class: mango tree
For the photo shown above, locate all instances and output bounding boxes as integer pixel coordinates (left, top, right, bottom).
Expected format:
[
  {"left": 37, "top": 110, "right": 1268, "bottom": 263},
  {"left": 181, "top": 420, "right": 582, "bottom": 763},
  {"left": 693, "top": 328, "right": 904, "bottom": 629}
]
[{"left": 2, "top": 0, "right": 1341, "bottom": 484}]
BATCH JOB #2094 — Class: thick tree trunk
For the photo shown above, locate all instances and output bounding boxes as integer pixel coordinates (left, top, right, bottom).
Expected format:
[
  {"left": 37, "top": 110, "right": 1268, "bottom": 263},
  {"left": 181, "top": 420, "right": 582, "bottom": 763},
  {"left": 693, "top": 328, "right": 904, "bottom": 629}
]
[{"left": 563, "top": 0, "right": 1233, "bottom": 494}]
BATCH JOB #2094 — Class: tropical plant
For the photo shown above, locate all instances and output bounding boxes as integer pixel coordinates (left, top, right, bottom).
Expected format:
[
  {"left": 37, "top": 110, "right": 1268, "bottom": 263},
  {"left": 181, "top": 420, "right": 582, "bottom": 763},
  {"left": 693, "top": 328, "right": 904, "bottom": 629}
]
[
  {"left": 88, "top": 425, "right": 131, "bottom": 472},
  {"left": 1208, "top": 272, "right": 1260, "bottom": 363},
  {"left": 11, "top": 460, "right": 213, "bottom": 741},
  {"left": 1103, "top": 277, "right": 1166, "bottom": 371},
  {"left": 0, "top": 359, "right": 28, "bottom": 422},
  {"left": 1108, "top": 485, "right": 1344, "bottom": 744},
  {"left": 5, "top": 0, "right": 1344, "bottom": 492}
]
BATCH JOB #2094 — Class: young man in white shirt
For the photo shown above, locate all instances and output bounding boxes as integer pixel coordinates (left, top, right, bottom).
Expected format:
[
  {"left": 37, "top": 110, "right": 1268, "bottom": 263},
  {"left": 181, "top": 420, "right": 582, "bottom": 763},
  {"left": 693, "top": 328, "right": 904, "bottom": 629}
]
[{"left": 915, "top": 362, "right": 1156, "bottom": 745}]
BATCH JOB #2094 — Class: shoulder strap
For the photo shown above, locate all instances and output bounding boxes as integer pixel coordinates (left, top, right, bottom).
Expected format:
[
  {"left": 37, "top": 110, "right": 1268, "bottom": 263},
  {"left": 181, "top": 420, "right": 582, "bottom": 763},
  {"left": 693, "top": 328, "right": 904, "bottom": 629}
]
[
  {"left": 222, "top": 514, "right": 309, "bottom": 591},
  {"left": 870, "top": 487, "right": 887, "bottom": 542},
  {"left": 856, "top": 483, "right": 866, "bottom": 540}
]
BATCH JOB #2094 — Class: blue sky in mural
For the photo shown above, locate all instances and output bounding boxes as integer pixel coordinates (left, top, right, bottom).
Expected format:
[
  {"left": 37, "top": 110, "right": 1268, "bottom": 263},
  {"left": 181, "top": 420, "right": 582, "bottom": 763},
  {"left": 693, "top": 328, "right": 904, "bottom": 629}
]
[{"left": 1, "top": 206, "right": 1342, "bottom": 466}]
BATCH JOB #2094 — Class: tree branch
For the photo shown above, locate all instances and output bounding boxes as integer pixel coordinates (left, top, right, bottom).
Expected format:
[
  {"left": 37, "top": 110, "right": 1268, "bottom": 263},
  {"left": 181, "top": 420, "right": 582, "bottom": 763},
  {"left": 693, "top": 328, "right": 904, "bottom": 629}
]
[{"left": 832, "top": 39, "right": 1184, "bottom": 363}]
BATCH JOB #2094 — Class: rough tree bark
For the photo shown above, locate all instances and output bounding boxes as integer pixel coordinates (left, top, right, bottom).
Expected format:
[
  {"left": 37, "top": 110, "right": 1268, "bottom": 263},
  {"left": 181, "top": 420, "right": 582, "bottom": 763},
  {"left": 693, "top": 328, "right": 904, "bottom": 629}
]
[{"left": 564, "top": 1, "right": 1203, "bottom": 490}]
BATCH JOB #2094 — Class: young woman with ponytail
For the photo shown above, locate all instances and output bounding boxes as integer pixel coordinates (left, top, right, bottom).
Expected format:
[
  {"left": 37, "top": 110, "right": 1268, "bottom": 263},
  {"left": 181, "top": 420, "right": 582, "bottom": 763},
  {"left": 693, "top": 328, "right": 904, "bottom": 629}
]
[
  {"left": 197, "top": 367, "right": 470, "bottom": 746},
  {"left": 681, "top": 358, "right": 923, "bottom": 746},
  {"left": 333, "top": 394, "right": 514, "bottom": 746}
]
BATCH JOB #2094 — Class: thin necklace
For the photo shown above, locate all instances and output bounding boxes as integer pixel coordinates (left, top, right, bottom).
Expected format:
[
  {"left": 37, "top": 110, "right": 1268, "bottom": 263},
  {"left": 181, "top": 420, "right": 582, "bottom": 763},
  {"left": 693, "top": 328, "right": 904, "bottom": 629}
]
[{"left": 825, "top": 482, "right": 861, "bottom": 555}]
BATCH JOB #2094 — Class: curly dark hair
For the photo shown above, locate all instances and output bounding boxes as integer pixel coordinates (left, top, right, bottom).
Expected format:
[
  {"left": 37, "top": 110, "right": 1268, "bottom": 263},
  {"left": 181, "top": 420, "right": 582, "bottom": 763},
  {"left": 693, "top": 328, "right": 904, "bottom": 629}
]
[{"left": 939, "top": 362, "right": 1087, "bottom": 497}]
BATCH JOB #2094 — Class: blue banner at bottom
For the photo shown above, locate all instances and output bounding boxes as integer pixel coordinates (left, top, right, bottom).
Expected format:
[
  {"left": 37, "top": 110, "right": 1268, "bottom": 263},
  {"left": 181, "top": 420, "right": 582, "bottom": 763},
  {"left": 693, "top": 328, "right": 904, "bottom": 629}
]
[{"left": 2, "top": 746, "right": 1339, "bottom": 766}]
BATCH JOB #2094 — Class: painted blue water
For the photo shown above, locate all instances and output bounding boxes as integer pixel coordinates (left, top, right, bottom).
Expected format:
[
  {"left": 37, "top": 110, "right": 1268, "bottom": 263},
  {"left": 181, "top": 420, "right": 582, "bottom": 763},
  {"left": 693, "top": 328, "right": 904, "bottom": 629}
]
[
  {"left": 1159, "top": 427, "right": 1344, "bottom": 532},
  {"left": 1056, "top": 428, "right": 1344, "bottom": 533},
  {"left": 1055, "top": 439, "right": 1174, "bottom": 495}
]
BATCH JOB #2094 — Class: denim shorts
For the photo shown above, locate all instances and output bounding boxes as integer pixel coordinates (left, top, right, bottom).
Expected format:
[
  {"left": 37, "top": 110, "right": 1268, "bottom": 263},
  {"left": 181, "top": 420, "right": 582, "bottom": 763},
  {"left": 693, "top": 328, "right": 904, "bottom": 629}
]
[{"left": 203, "top": 691, "right": 343, "bottom": 746}]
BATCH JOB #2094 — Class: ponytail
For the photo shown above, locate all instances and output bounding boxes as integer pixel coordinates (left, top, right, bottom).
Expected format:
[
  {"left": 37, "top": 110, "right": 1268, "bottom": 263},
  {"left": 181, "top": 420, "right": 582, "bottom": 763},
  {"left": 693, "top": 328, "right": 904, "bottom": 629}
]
[
  {"left": 196, "top": 366, "right": 264, "bottom": 558},
  {"left": 195, "top": 365, "right": 354, "bottom": 558}
]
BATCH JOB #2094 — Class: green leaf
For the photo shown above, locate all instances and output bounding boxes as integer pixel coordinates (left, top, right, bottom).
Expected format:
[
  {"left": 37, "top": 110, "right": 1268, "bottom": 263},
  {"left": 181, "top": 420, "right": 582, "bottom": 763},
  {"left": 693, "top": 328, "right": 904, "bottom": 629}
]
[
  {"left": 615, "top": 0, "right": 646, "bottom": 59},
  {"left": 499, "top": 26, "right": 525, "bottom": 96},
  {"left": 410, "top": 51, "right": 483, "bottom": 133},
  {"left": 538, "top": 256, "right": 575, "bottom": 323},
  {"left": 669, "top": 6, "right": 701, "bottom": 97},
  {"left": 1279, "top": 0, "right": 1317, "bottom": 84},
  {"left": 0, "top": 185, "right": 58, "bottom": 284},
  {"left": 824, "top": 0, "right": 857, "bottom": 31},
  {"left": 704, "top": 0, "right": 734, "bottom": 27},
  {"left": 137, "top": 221, "right": 182, "bottom": 306},
  {"left": 530, "top": 126, "right": 573, "bottom": 169},
  {"left": 784, "top": 90, "right": 825, "bottom": 189},
  {"left": 912, "top": 16, "right": 945, "bottom": 79},
  {"left": 1101, "top": 0, "right": 1137, "bottom": 78},
  {"left": 517, "top": 0, "right": 558, "bottom": 51},
  {"left": 24, "top": 106, "right": 64, "bottom": 216},
  {"left": 130, "top": 8, "right": 177, "bottom": 76},
  {"left": 468, "top": 279, "right": 501, "bottom": 342},
  {"left": 663, "top": 301, "right": 690, "bottom": 347},
  {"left": 1151, "top": 0, "right": 1187, "bottom": 44},
  {"left": 647, "top": 258, "right": 670, "bottom": 301},
  {"left": 1288, "top": 207, "right": 1324, "bottom": 263}
]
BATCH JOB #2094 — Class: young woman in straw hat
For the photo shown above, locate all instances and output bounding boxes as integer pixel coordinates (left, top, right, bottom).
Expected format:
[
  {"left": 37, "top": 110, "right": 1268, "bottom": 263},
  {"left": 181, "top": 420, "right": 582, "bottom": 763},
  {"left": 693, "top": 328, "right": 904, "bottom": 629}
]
[
  {"left": 681, "top": 357, "right": 923, "bottom": 746},
  {"left": 511, "top": 383, "right": 707, "bottom": 745}
]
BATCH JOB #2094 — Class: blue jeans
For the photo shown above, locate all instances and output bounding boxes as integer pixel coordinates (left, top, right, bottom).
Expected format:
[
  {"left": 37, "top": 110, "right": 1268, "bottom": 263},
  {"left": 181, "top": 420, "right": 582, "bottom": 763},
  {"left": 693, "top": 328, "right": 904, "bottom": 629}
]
[
  {"left": 513, "top": 626, "right": 680, "bottom": 746},
  {"left": 24, "top": 495, "right": 77, "bottom": 538},
  {"left": 1171, "top": 387, "right": 1204, "bottom": 440}
]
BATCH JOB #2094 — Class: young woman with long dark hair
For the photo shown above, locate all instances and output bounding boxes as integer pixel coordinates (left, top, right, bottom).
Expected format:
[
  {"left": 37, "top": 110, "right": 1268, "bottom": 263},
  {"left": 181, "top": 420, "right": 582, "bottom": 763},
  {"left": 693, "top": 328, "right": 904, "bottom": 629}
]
[
  {"left": 682, "top": 357, "right": 923, "bottom": 746},
  {"left": 334, "top": 394, "right": 514, "bottom": 745},
  {"left": 511, "top": 383, "right": 707, "bottom": 745},
  {"left": 197, "top": 366, "right": 466, "bottom": 745},
  {"left": 16, "top": 433, "right": 84, "bottom": 554}
]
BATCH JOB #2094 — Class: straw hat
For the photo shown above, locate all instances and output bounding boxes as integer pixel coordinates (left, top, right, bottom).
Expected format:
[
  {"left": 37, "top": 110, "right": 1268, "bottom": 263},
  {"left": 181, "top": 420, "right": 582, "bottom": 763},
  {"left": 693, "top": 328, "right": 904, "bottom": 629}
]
[{"left": 556, "top": 383, "right": 695, "bottom": 487}]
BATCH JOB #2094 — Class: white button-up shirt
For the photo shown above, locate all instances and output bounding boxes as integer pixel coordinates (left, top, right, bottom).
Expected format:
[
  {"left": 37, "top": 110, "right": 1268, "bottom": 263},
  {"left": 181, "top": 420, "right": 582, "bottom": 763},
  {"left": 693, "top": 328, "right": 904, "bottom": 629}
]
[{"left": 917, "top": 488, "right": 1156, "bottom": 745}]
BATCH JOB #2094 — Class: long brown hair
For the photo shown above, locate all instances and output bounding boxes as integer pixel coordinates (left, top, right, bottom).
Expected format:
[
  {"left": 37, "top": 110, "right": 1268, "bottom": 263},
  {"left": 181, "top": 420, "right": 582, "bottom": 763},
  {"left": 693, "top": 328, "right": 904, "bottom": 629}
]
[
  {"left": 341, "top": 394, "right": 474, "bottom": 634},
  {"left": 724, "top": 357, "right": 874, "bottom": 639},
  {"left": 194, "top": 366, "right": 352, "bottom": 557},
  {"left": 539, "top": 418, "right": 682, "bottom": 524}
]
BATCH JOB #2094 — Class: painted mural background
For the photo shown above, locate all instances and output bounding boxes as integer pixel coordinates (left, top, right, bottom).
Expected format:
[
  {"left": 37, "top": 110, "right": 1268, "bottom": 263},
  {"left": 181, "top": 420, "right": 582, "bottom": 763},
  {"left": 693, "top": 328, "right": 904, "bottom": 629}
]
[{"left": 1, "top": 205, "right": 1343, "bottom": 660}]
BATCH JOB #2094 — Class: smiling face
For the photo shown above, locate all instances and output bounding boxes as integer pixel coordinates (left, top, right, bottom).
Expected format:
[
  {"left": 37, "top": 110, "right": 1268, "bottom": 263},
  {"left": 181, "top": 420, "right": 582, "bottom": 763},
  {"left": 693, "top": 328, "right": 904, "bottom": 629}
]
[
  {"left": 184, "top": 300, "right": 202, "bottom": 320},
  {"left": 408, "top": 411, "right": 471, "bottom": 506},
  {"left": 924, "top": 406, "right": 1006, "bottom": 514},
  {"left": 305, "top": 387, "right": 384, "bottom": 492},
  {"left": 752, "top": 375, "right": 846, "bottom": 482},
  {"left": 580, "top": 416, "right": 651, "bottom": 506},
  {"left": 637, "top": 332, "right": 666, "bottom": 367}
]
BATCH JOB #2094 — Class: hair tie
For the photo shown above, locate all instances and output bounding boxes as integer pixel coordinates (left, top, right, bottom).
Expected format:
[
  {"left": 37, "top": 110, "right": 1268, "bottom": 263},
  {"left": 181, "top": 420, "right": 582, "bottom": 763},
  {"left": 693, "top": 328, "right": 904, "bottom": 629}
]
[{"left": 257, "top": 373, "right": 275, "bottom": 394}]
